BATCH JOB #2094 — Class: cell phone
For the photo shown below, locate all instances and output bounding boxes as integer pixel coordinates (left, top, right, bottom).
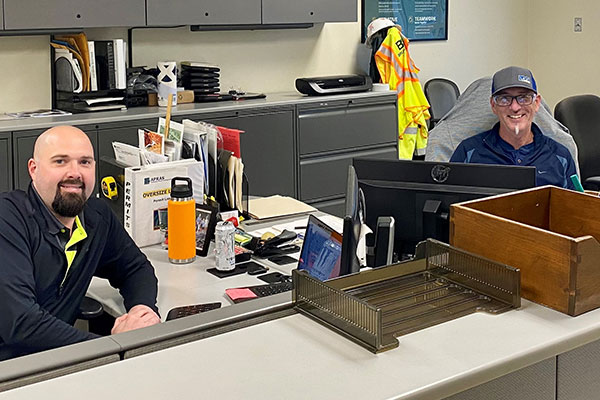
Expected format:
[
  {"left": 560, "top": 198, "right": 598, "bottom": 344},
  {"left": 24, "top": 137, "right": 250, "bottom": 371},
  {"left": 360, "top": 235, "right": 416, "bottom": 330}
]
[
  {"left": 268, "top": 255, "right": 298, "bottom": 266},
  {"left": 244, "top": 260, "right": 269, "bottom": 275}
]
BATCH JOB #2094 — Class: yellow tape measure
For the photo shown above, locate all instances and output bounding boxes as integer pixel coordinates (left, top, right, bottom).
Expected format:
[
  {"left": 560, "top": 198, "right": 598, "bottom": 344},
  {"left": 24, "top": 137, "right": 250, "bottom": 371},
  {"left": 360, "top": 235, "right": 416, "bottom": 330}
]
[{"left": 101, "top": 176, "right": 118, "bottom": 200}]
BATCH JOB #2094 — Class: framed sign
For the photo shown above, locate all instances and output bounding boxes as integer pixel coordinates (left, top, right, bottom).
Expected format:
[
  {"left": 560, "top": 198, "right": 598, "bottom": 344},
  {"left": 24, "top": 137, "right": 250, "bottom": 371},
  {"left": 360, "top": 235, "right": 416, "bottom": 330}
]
[
  {"left": 195, "top": 204, "right": 218, "bottom": 257},
  {"left": 363, "top": 0, "right": 448, "bottom": 42}
]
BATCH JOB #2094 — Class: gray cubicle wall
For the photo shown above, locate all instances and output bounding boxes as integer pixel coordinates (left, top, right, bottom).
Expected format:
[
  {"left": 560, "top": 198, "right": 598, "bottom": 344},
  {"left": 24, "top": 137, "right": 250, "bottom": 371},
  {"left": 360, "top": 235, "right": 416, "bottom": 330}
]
[
  {"left": 0, "top": 2, "right": 4, "bottom": 30},
  {"left": 0, "top": 337, "right": 121, "bottom": 393},
  {"left": 556, "top": 339, "right": 600, "bottom": 400},
  {"left": 444, "top": 357, "right": 556, "bottom": 400}
]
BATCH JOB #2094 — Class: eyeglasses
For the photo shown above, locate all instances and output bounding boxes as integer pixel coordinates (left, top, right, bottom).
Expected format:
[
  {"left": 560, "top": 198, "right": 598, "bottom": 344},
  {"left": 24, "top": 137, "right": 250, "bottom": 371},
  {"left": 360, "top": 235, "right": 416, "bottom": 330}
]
[{"left": 492, "top": 93, "right": 537, "bottom": 107}]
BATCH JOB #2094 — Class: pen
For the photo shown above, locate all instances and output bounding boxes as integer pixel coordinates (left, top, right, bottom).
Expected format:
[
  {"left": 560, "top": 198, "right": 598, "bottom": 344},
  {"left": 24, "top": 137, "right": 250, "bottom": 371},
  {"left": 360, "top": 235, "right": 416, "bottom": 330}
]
[{"left": 294, "top": 226, "right": 307, "bottom": 230}]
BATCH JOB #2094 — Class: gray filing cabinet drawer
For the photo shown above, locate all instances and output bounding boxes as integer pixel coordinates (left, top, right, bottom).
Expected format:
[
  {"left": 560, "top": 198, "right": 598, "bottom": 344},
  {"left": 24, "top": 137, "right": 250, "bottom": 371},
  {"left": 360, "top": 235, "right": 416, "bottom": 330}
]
[
  {"left": 201, "top": 108, "right": 296, "bottom": 198},
  {"left": 0, "top": 133, "right": 12, "bottom": 192},
  {"left": 298, "top": 100, "right": 396, "bottom": 155},
  {"left": 309, "top": 198, "right": 345, "bottom": 218},
  {"left": 262, "top": 0, "right": 357, "bottom": 24},
  {"left": 13, "top": 126, "right": 98, "bottom": 191},
  {"left": 3, "top": 0, "right": 145, "bottom": 29},
  {"left": 147, "top": 0, "right": 261, "bottom": 25},
  {"left": 97, "top": 119, "right": 157, "bottom": 163},
  {"left": 300, "top": 147, "right": 397, "bottom": 201}
]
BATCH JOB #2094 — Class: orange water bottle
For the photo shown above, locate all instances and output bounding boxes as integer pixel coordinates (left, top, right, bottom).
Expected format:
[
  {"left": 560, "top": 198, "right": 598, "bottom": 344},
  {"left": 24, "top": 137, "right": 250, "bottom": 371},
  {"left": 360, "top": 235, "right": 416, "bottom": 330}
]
[{"left": 168, "top": 177, "right": 196, "bottom": 264}]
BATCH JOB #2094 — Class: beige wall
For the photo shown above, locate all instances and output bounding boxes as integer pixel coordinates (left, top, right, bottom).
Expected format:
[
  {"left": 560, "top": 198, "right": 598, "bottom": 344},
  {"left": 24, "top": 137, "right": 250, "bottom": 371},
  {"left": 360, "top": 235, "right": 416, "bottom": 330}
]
[
  {"left": 410, "top": 0, "right": 529, "bottom": 92},
  {"left": 0, "top": 0, "right": 594, "bottom": 113},
  {"left": 529, "top": 0, "right": 600, "bottom": 109},
  {"left": 0, "top": 36, "right": 51, "bottom": 113}
]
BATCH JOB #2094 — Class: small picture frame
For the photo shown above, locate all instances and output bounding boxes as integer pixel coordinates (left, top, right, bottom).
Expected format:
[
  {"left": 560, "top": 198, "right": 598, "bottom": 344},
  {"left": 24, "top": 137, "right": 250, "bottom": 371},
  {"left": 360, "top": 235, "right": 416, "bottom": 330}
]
[{"left": 195, "top": 204, "right": 218, "bottom": 257}]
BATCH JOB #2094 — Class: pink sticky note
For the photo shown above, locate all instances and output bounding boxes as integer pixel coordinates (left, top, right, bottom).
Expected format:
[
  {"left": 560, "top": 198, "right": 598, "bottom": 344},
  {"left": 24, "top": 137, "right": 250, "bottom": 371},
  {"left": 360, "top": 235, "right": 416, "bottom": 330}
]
[{"left": 225, "top": 288, "right": 258, "bottom": 301}]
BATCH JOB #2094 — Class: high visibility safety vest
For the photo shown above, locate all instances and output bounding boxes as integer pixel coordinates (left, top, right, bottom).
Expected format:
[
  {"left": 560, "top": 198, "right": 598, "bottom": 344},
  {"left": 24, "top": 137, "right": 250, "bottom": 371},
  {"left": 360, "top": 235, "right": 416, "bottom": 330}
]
[{"left": 375, "top": 27, "right": 430, "bottom": 159}]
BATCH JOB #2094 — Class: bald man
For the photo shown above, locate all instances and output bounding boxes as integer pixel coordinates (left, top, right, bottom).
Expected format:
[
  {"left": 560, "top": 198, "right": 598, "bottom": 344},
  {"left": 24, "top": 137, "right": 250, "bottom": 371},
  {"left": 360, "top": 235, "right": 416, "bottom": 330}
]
[{"left": 0, "top": 126, "right": 160, "bottom": 361}]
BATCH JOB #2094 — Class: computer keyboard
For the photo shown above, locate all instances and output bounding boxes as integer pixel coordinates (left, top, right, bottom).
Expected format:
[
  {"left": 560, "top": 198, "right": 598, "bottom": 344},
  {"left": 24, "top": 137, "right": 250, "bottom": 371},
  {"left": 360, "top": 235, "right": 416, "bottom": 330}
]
[
  {"left": 249, "top": 280, "right": 293, "bottom": 297},
  {"left": 166, "top": 302, "right": 222, "bottom": 321}
]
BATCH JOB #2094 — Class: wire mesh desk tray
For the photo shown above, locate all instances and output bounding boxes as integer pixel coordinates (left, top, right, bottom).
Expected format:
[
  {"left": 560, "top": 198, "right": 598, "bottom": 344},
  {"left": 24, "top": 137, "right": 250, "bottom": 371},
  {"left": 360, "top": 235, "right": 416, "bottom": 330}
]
[{"left": 292, "top": 239, "right": 521, "bottom": 353}]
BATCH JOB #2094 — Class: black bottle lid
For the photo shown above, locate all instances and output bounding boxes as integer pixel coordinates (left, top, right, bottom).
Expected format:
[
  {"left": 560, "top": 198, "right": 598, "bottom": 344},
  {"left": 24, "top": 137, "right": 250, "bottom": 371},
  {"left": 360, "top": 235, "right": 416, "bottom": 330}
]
[{"left": 171, "top": 177, "right": 193, "bottom": 199}]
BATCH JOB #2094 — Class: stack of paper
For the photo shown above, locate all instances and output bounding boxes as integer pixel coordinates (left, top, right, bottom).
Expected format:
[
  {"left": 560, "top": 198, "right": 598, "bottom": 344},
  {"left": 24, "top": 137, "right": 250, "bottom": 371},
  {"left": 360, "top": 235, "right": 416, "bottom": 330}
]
[{"left": 247, "top": 196, "right": 316, "bottom": 220}]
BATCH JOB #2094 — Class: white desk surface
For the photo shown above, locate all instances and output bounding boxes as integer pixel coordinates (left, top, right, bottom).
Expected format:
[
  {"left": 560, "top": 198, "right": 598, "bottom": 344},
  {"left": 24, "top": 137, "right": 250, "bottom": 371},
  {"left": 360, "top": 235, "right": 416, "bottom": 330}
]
[
  {"left": 87, "top": 215, "right": 310, "bottom": 319},
  {"left": 4, "top": 299, "right": 600, "bottom": 400},
  {"left": 88, "top": 245, "right": 300, "bottom": 319}
]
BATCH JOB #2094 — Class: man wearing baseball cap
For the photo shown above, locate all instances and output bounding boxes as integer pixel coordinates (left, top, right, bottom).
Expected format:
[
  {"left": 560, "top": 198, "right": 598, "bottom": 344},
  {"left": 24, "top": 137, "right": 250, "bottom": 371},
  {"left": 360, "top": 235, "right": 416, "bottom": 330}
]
[{"left": 450, "top": 66, "right": 577, "bottom": 189}]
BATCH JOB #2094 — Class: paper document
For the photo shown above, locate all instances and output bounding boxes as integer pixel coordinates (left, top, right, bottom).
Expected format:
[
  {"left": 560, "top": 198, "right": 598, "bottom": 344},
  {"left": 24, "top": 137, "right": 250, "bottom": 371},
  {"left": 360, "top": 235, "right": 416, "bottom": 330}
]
[{"left": 247, "top": 196, "right": 316, "bottom": 220}]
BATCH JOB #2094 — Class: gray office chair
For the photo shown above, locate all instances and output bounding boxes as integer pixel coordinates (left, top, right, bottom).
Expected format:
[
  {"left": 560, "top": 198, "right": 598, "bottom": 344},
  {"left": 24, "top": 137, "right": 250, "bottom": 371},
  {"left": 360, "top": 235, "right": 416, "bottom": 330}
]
[
  {"left": 424, "top": 78, "right": 460, "bottom": 129},
  {"left": 554, "top": 94, "right": 600, "bottom": 190}
]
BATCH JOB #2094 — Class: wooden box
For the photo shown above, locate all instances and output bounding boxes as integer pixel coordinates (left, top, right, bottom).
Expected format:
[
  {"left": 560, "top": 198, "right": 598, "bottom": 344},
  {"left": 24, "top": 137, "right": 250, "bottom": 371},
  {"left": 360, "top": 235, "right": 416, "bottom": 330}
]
[{"left": 450, "top": 186, "right": 600, "bottom": 316}]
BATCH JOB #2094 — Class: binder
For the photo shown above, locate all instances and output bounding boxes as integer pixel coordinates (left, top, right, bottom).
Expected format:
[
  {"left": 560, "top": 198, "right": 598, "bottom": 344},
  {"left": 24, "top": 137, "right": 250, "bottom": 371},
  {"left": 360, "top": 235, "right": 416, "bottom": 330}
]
[
  {"left": 100, "top": 158, "right": 204, "bottom": 248},
  {"left": 94, "top": 40, "right": 116, "bottom": 90}
]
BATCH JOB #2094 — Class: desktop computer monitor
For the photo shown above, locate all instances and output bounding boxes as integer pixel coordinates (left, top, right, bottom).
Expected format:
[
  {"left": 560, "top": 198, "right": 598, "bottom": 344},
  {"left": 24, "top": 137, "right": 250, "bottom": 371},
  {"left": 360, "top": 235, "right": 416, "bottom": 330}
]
[
  {"left": 353, "top": 158, "right": 537, "bottom": 260},
  {"left": 340, "top": 165, "right": 364, "bottom": 276}
]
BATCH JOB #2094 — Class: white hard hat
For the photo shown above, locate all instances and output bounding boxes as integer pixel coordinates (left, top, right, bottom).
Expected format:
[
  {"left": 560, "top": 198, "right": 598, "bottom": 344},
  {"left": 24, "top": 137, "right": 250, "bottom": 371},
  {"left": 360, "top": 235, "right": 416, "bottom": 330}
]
[{"left": 366, "top": 17, "right": 395, "bottom": 44}]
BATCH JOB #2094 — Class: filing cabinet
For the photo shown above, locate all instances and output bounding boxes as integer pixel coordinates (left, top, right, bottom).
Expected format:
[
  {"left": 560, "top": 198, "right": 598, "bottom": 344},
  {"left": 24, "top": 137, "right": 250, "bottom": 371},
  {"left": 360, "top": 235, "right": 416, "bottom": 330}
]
[
  {"left": 0, "top": 132, "right": 11, "bottom": 192},
  {"left": 297, "top": 96, "right": 398, "bottom": 216}
]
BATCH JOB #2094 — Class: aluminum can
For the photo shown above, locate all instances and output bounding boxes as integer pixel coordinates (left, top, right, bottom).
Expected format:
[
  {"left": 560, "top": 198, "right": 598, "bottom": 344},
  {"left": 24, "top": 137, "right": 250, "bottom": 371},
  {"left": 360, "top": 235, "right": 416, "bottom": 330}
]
[{"left": 215, "top": 221, "right": 235, "bottom": 271}]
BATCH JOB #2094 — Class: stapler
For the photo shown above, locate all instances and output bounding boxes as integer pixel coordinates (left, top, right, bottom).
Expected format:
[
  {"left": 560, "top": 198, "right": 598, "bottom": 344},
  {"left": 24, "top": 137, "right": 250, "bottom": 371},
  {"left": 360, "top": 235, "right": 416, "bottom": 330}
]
[{"left": 253, "top": 230, "right": 298, "bottom": 258}]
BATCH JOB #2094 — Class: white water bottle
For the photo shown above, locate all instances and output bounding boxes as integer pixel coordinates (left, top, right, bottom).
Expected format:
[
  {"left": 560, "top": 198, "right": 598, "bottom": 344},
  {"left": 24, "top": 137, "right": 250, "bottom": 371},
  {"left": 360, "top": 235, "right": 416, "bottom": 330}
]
[{"left": 215, "top": 221, "right": 235, "bottom": 271}]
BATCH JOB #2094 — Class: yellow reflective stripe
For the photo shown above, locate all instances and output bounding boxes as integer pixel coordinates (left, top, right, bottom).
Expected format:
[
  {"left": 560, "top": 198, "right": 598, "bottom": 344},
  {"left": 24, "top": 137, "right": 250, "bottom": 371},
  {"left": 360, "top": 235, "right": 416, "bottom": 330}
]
[{"left": 61, "top": 216, "right": 87, "bottom": 287}]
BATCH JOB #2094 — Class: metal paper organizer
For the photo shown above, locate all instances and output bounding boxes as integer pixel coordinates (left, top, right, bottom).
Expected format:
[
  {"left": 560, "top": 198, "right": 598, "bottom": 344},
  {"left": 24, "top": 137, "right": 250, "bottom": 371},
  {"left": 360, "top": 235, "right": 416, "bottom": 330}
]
[{"left": 292, "top": 239, "right": 521, "bottom": 353}]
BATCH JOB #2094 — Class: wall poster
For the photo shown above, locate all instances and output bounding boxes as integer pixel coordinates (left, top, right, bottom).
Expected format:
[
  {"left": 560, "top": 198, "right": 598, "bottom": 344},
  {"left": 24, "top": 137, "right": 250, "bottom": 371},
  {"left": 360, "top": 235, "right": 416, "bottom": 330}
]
[{"left": 363, "top": 0, "right": 448, "bottom": 42}]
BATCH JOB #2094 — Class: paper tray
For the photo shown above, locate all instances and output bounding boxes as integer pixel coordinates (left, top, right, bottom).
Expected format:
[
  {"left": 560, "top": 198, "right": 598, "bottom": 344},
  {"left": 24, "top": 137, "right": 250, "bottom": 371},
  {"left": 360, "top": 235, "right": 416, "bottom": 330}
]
[{"left": 292, "top": 239, "right": 521, "bottom": 353}]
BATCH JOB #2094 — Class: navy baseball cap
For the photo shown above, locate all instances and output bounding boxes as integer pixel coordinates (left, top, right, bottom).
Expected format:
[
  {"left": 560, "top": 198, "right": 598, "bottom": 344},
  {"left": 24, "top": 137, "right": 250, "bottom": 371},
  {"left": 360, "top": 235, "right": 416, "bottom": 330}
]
[{"left": 491, "top": 66, "right": 537, "bottom": 95}]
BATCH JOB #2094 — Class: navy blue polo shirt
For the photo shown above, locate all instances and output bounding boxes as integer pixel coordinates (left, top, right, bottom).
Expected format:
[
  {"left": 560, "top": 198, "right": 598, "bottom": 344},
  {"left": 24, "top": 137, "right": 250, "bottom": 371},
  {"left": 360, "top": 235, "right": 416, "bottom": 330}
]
[{"left": 450, "top": 122, "right": 577, "bottom": 190}]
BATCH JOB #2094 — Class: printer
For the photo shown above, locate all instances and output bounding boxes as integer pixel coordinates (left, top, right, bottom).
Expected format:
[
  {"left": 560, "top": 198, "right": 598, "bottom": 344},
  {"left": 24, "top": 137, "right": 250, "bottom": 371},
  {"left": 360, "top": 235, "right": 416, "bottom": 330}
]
[{"left": 295, "top": 74, "right": 373, "bottom": 96}]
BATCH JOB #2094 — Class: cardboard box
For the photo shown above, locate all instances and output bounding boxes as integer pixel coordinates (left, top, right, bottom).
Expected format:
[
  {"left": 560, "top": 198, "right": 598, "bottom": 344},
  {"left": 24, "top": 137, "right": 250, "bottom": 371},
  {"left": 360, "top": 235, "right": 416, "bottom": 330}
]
[{"left": 450, "top": 186, "right": 600, "bottom": 316}]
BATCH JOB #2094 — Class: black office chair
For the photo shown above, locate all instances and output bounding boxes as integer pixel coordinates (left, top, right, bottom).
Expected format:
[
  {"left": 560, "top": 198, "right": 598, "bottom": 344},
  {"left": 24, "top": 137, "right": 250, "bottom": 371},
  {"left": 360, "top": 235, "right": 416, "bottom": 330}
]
[
  {"left": 424, "top": 78, "right": 460, "bottom": 129},
  {"left": 76, "top": 296, "right": 106, "bottom": 335},
  {"left": 554, "top": 94, "right": 600, "bottom": 190}
]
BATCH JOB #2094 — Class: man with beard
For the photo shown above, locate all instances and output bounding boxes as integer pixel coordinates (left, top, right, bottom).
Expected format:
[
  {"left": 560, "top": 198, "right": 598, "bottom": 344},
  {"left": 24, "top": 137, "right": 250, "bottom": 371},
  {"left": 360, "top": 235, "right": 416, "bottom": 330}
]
[
  {"left": 450, "top": 66, "right": 577, "bottom": 189},
  {"left": 0, "top": 126, "right": 160, "bottom": 360}
]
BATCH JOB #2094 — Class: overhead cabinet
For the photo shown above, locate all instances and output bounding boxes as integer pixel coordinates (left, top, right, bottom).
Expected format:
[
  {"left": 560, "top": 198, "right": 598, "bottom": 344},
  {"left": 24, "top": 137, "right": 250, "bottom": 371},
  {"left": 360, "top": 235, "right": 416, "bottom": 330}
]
[
  {"left": 262, "top": 0, "right": 357, "bottom": 24},
  {"left": 3, "top": 0, "right": 146, "bottom": 30},
  {"left": 146, "top": 0, "right": 261, "bottom": 26}
]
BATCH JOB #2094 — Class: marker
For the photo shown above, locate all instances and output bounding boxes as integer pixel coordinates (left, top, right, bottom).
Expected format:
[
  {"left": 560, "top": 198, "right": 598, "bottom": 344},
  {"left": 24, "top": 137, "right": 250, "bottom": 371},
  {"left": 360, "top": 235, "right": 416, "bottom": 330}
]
[{"left": 570, "top": 174, "right": 585, "bottom": 192}]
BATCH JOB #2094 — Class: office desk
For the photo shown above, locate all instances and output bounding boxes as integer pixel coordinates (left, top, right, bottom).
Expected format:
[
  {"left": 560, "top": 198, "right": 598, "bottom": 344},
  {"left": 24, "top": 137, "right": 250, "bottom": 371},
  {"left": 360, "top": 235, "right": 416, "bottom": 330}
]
[
  {"left": 4, "top": 299, "right": 600, "bottom": 400},
  {"left": 87, "top": 215, "right": 311, "bottom": 320},
  {"left": 87, "top": 245, "right": 293, "bottom": 320}
]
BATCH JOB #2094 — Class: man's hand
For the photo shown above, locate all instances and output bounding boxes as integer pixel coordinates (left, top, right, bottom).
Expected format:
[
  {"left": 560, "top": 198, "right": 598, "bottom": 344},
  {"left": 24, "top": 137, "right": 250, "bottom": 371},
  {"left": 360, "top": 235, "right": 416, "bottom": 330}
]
[{"left": 111, "top": 304, "right": 160, "bottom": 335}]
